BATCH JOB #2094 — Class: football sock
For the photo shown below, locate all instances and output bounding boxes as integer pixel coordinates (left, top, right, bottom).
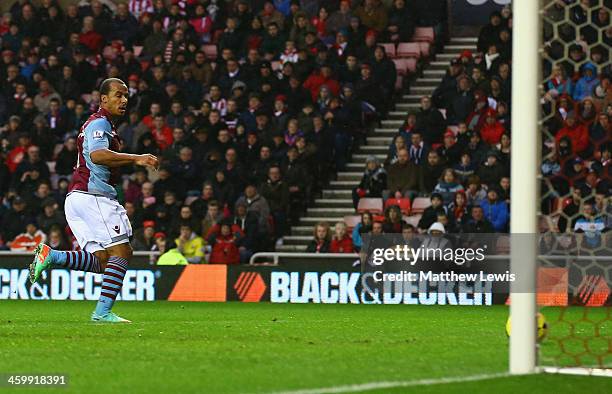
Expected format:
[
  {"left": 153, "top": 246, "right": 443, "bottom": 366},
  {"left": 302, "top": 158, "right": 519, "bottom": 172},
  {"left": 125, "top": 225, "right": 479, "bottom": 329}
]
[
  {"left": 95, "top": 256, "right": 129, "bottom": 316},
  {"left": 50, "top": 250, "right": 102, "bottom": 273}
]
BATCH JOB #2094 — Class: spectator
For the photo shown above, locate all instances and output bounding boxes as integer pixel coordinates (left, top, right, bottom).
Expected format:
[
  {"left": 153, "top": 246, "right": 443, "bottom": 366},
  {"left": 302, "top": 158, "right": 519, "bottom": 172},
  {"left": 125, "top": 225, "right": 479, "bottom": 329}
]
[
  {"left": 208, "top": 219, "right": 243, "bottom": 264},
  {"left": 355, "top": 0, "right": 388, "bottom": 33},
  {"left": 386, "top": 148, "right": 423, "bottom": 201},
  {"left": 479, "top": 188, "right": 509, "bottom": 232},
  {"left": 352, "top": 212, "right": 373, "bottom": 252},
  {"left": 201, "top": 200, "right": 224, "bottom": 239},
  {"left": 352, "top": 155, "right": 387, "bottom": 208},
  {"left": 434, "top": 168, "right": 464, "bottom": 206},
  {"left": 477, "top": 151, "right": 506, "bottom": 186},
  {"left": 416, "top": 96, "right": 446, "bottom": 145},
  {"left": 480, "top": 108, "right": 505, "bottom": 145},
  {"left": 327, "top": 1, "right": 353, "bottom": 34},
  {"left": 306, "top": 221, "right": 331, "bottom": 253},
  {"left": 329, "top": 221, "right": 354, "bottom": 253},
  {"left": 47, "top": 227, "right": 71, "bottom": 251},
  {"left": 133, "top": 220, "right": 156, "bottom": 251},
  {"left": 55, "top": 137, "right": 78, "bottom": 176},
  {"left": 175, "top": 223, "right": 206, "bottom": 264},
  {"left": 10, "top": 221, "right": 46, "bottom": 252},
  {"left": 260, "top": 164, "right": 290, "bottom": 240},
  {"left": 418, "top": 193, "right": 446, "bottom": 231},
  {"left": 574, "top": 199, "right": 607, "bottom": 249},
  {"left": 462, "top": 205, "right": 495, "bottom": 233},
  {"left": 382, "top": 205, "right": 406, "bottom": 233},
  {"left": 573, "top": 62, "right": 599, "bottom": 101},
  {"left": 555, "top": 112, "right": 589, "bottom": 156},
  {"left": 421, "top": 150, "right": 445, "bottom": 192},
  {"left": 448, "top": 190, "right": 469, "bottom": 229},
  {"left": 235, "top": 184, "right": 271, "bottom": 231},
  {"left": 230, "top": 201, "right": 260, "bottom": 262},
  {"left": 37, "top": 198, "right": 66, "bottom": 234}
]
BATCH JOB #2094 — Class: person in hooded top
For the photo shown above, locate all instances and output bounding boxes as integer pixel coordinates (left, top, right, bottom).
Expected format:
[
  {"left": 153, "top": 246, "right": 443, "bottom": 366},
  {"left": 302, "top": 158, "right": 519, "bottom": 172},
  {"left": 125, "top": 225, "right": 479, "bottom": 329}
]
[{"left": 573, "top": 62, "right": 600, "bottom": 101}]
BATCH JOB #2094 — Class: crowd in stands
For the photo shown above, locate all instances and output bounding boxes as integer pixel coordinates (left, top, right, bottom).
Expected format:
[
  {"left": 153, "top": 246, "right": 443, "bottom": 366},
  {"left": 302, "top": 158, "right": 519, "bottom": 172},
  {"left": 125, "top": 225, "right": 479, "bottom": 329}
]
[
  {"left": 0, "top": 1, "right": 608, "bottom": 261},
  {"left": 313, "top": 2, "right": 610, "bottom": 254},
  {"left": 0, "top": 0, "right": 454, "bottom": 262}
]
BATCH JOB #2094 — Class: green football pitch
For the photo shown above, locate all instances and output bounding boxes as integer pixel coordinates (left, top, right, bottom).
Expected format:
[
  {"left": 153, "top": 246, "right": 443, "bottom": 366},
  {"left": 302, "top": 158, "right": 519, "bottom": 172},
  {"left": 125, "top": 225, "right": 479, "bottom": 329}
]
[{"left": 0, "top": 301, "right": 610, "bottom": 393}]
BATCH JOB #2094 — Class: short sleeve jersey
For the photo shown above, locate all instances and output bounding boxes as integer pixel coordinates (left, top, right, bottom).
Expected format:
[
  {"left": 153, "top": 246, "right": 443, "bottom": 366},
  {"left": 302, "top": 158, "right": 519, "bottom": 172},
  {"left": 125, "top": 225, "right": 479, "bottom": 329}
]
[{"left": 69, "top": 108, "right": 122, "bottom": 199}]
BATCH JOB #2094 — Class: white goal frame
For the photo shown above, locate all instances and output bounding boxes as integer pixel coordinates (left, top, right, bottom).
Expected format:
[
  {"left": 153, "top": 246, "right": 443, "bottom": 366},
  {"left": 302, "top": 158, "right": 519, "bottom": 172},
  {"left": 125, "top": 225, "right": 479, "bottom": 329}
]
[
  {"left": 509, "top": 0, "right": 540, "bottom": 375},
  {"left": 509, "top": 0, "right": 611, "bottom": 378}
]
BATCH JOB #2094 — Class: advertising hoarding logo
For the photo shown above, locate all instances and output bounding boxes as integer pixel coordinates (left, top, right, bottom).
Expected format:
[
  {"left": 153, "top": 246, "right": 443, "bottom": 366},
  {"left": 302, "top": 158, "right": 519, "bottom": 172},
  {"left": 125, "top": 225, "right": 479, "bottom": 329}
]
[{"left": 234, "top": 272, "right": 266, "bottom": 302}]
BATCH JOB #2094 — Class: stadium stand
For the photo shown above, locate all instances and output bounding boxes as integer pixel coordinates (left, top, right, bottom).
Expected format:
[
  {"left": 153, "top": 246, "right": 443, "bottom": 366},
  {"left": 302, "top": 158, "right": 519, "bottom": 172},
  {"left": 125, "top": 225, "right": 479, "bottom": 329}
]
[{"left": 0, "top": 1, "right": 608, "bottom": 259}]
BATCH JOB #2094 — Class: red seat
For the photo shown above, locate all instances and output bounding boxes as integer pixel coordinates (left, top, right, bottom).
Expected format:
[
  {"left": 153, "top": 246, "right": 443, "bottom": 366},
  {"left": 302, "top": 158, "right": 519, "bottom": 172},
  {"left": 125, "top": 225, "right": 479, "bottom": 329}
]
[
  {"left": 385, "top": 198, "right": 411, "bottom": 215},
  {"left": 404, "top": 214, "right": 421, "bottom": 228},
  {"left": 380, "top": 42, "right": 396, "bottom": 58},
  {"left": 396, "top": 42, "right": 421, "bottom": 59},
  {"left": 394, "top": 75, "right": 403, "bottom": 91},
  {"left": 392, "top": 58, "right": 407, "bottom": 76},
  {"left": 404, "top": 58, "right": 417, "bottom": 73},
  {"left": 418, "top": 42, "right": 431, "bottom": 57},
  {"left": 373, "top": 214, "right": 385, "bottom": 222},
  {"left": 413, "top": 27, "right": 435, "bottom": 43},
  {"left": 357, "top": 198, "right": 383, "bottom": 214},
  {"left": 343, "top": 215, "right": 361, "bottom": 230},
  {"left": 203, "top": 44, "right": 217, "bottom": 60},
  {"left": 410, "top": 197, "right": 431, "bottom": 214}
]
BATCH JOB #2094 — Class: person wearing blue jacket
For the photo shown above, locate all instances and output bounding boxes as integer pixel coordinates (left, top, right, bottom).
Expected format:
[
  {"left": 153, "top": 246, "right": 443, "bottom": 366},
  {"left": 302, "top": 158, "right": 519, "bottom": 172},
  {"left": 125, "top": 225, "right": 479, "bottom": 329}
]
[
  {"left": 352, "top": 212, "right": 373, "bottom": 251},
  {"left": 479, "top": 187, "right": 509, "bottom": 232},
  {"left": 572, "top": 62, "right": 599, "bottom": 101}
]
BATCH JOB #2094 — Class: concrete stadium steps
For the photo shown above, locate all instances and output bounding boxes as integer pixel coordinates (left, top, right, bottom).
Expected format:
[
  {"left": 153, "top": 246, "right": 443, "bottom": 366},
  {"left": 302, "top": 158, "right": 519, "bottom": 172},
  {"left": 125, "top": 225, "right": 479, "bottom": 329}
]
[
  {"left": 313, "top": 198, "right": 354, "bottom": 208},
  {"left": 321, "top": 189, "right": 352, "bottom": 199},
  {"left": 299, "top": 216, "right": 345, "bottom": 226},
  {"left": 278, "top": 38, "right": 478, "bottom": 250},
  {"left": 307, "top": 206, "right": 355, "bottom": 214},
  {"left": 336, "top": 172, "right": 364, "bottom": 181}
]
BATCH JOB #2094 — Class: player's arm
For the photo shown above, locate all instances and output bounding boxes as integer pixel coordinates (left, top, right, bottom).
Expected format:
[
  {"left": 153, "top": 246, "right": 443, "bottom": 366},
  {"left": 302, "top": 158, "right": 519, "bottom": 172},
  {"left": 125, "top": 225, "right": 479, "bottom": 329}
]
[
  {"left": 87, "top": 122, "right": 158, "bottom": 169},
  {"left": 90, "top": 149, "right": 158, "bottom": 169}
]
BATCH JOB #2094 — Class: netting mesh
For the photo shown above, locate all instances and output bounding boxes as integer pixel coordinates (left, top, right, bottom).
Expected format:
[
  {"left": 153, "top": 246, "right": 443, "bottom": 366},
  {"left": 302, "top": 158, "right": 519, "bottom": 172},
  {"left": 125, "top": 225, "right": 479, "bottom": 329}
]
[{"left": 538, "top": 0, "right": 611, "bottom": 371}]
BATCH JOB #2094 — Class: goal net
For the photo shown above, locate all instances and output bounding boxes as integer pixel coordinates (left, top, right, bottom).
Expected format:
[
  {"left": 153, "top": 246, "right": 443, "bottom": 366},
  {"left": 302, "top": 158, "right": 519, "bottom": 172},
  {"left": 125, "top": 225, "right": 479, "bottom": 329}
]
[{"left": 537, "top": 0, "right": 611, "bottom": 376}]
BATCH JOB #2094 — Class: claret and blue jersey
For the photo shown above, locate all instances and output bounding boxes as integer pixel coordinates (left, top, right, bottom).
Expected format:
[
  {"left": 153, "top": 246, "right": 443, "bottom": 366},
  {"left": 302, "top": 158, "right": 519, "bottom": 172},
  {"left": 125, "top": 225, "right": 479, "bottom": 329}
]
[{"left": 69, "top": 108, "right": 122, "bottom": 199}]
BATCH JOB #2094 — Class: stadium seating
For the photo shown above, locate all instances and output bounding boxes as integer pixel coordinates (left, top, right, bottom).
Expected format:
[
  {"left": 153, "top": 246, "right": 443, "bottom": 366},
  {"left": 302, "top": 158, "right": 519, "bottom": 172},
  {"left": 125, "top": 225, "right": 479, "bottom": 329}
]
[
  {"left": 343, "top": 215, "right": 361, "bottom": 230},
  {"left": 396, "top": 43, "right": 421, "bottom": 58},
  {"left": 357, "top": 198, "right": 384, "bottom": 214},
  {"left": 380, "top": 43, "right": 396, "bottom": 58},
  {"left": 413, "top": 27, "right": 435, "bottom": 43},
  {"left": 410, "top": 198, "right": 432, "bottom": 215},
  {"left": 203, "top": 44, "right": 217, "bottom": 59},
  {"left": 384, "top": 198, "right": 411, "bottom": 215},
  {"left": 404, "top": 215, "right": 422, "bottom": 228}
]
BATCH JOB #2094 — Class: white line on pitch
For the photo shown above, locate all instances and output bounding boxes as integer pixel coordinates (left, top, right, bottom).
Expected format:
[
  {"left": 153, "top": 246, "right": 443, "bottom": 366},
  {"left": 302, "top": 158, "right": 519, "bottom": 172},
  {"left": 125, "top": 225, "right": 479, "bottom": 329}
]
[{"left": 268, "top": 372, "right": 512, "bottom": 394}]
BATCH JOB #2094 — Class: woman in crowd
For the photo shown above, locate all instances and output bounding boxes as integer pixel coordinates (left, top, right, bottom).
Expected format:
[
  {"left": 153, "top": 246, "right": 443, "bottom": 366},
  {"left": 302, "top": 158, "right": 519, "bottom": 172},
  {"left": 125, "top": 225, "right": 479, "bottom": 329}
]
[
  {"left": 306, "top": 221, "right": 331, "bottom": 253},
  {"left": 434, "top": 168, "right": 465, "bottom": 206},
  {"left": 352, "top": 212, "right": 373, "bottom": 252}
]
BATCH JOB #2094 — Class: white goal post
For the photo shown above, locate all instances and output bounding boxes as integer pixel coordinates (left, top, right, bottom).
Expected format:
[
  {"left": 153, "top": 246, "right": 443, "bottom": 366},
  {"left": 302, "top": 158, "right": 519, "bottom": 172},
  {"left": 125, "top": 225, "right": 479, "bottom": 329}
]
[{"left": 509, "top": 0, "right": 540, "bottom": 375}]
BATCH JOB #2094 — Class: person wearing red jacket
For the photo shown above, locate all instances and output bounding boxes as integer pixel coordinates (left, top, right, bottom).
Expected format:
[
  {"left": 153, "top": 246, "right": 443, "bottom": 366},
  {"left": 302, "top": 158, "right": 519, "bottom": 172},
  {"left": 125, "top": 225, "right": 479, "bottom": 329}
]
[
  {"left": 150, "top": 114, "right": 174, "bottom": 150},
  {"left": 208, "top": 220, "right": 244, "bottom": 264},
  {"left": 329, "top": 221, "right": 354, "bottom": 253},
  {"left": 465, "top": 91, "right": 489, "bottom": 132},
  {"left": 303, "top": 64, "right": 340, "bottom": 100},
  {"left": 480, "top": 108, "right": 505, "bottom": 145},
  {"left": 555, "top": 111, "right": 589, "bottom": 155}
]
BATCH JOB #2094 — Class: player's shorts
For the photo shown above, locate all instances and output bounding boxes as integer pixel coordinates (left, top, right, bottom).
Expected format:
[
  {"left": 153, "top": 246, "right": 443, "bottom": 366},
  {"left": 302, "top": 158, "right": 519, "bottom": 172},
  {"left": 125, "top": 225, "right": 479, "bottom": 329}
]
[{"left": 65, "top": 191, "right": 132, "bottom": 253}]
